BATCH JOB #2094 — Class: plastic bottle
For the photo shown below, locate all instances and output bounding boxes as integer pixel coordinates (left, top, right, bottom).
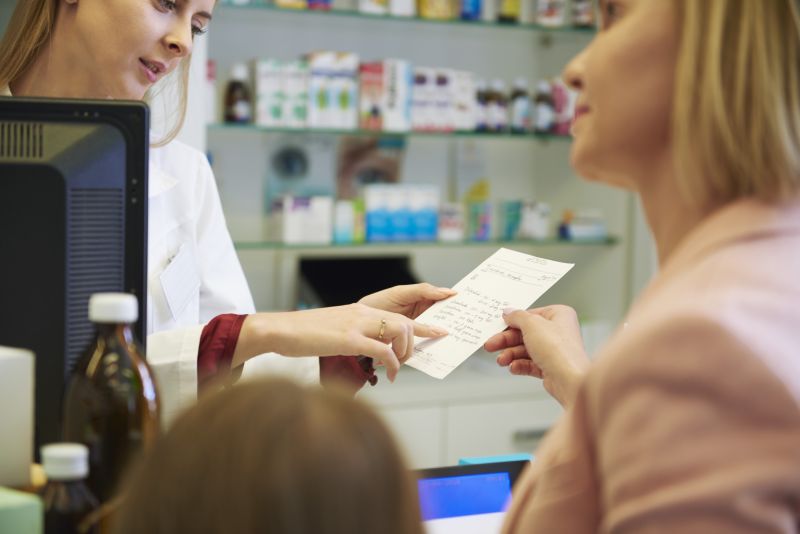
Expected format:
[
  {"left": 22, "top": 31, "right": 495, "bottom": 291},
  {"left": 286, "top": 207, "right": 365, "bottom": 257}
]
[
  {"left": 509, "top": 77, "right": 531, "bottom": 133},
  {"left": 460, "top": 0, "right": 482, "bottom": 21},
  {"left": 533, "top": 80, "right": 555, "bottom": 134},
  {"left": 496, "top": 0, "right": 520, "bottom": 23},
  {"left": 572, "top": 0, "right": 594, "bottom": 27},
  {"left": 551, "top": 78, "right": 572, "bottom": 135},
  {"left": 63, "top": 293, "right": 160, "bottom": 503},
  {"left": 536, "top": 0, "right": 566, "bottom": 27},
  {"left": 419, "top": 0, "right": 455, "bottom": 20},
  {"left": 40, "top": 443, "right": 99, "bottom": 534},
  {"left": 224, "top": 62, "right": 252, "bottom": 124},
  {"left": 487, "top": 79, "right": 508, "bottom": 132},
  {"left": 206, "top": 59, "right": 217, "bottom": 125}
]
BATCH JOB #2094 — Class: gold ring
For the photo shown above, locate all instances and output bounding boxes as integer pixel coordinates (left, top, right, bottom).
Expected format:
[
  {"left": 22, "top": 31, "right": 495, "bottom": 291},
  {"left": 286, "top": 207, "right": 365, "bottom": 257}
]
[{"left": 378, "top": 319, "right": 387, "bottom": 340}]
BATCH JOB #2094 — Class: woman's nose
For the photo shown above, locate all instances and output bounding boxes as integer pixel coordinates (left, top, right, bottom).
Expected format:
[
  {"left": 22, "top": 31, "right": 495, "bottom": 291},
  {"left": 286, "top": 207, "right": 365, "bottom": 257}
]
[
  {"left": 562, "top": 46, "right": 588, "bottom": 91},
  {"left": 165, "top": 25, "right": 193, "bottom": 58}
]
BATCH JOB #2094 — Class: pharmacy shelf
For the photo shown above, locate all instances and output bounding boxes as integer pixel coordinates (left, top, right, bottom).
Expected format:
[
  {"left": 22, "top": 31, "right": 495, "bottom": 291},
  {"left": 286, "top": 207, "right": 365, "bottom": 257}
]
[
  {"left": 234, "top": 236, "right": 618, "bottom": 250},
  {"left": 218, "top": 0, "right": 596, "bottom": 34},
  {"left": 209, "top": 123, "right": 572, "bottom": 141}
]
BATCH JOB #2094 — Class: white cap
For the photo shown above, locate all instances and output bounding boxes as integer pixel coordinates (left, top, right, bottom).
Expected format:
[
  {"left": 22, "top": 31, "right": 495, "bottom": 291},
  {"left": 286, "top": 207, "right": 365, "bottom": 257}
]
[
  {"left": 230, "top": 62, "right": 249, "bottom": 81},
  {"left": 513, "top": 77, "right": 528, "bottom": 90},
  {"left": 491, "top": 79, "right": 506, "bottom": 92},
  {"left": 536, "top": 81, "right": 552, "bottom": 94},
  {"left": 88, "top": 293, "right": 138, "bottom": 323},
  {"left": 41, "top": 443, "right": 89, "bottom": 480}
]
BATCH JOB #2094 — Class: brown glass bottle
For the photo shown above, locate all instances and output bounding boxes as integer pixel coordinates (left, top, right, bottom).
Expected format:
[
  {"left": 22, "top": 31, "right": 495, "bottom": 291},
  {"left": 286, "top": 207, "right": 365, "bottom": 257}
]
[
  {"left": 40, "top": 444, "right": 100, "bottom": 534},
  {"left": 224, "top": 62, "right": 253, "bottom": 124},
  {"left": 63, "top": 293, "right": 160, "bottom": 503}
]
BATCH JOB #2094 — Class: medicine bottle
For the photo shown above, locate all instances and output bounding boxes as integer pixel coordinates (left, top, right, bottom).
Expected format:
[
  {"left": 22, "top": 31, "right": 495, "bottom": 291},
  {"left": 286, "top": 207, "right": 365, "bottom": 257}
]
[
  {"left": 509, "top": 77, "right": 531, "bottom": 133},
  {"left": 224, "top": 62, "right": 253, "bottom": 123},
  {"left": 572, "top": 0, "right": 595, "bottom": 27},
  {"left": 497, "top": 0, "right": 520, "bottom": 23},
  {"left": 63, "top": 293, "right": 160, "bottom": 503},
  {"left": 40, "top": 443, "right": 99, "bottom": 534},
  {"left": 487, "top": 79, "right": 508, "bottom": 132},
  {"left": 474, "top": 79, "right": 489, "bottom": 132},
  {"left": 460, "top": 0, "right": 481, "bottom": 20},
  {"left": 533, "top": 81, "right": 555, "bottom": 134}
]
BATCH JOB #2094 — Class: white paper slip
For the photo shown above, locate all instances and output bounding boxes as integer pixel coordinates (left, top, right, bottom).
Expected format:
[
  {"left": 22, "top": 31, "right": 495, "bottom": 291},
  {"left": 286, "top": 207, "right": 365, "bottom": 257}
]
[{"left": 406, "top": 248, "right": 573, "bottom": 379}]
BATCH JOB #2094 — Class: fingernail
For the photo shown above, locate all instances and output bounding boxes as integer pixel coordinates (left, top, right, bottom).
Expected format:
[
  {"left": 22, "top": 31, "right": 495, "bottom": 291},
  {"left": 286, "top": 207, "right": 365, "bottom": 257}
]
[
  {"left": 503, "top": 307, "right": 517, "bottom": 316},
  {"left": 431, "top": 326, "right": 449, "bottom": 336}
]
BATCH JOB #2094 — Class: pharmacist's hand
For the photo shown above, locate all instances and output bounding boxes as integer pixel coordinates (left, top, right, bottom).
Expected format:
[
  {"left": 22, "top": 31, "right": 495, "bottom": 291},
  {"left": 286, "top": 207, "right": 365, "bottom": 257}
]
[
  {"left": 245, "top": 304, "right": 448, "bottom": 382},
  {"left": 484, "top": 305, "right": 590, "bottom": 408},
  {"left": 359, "top": 283, "right": 457, "bottom": 320}
]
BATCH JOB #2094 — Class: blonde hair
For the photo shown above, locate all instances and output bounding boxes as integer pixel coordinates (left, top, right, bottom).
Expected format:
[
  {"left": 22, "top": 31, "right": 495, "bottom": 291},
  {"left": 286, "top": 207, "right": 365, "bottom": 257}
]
[
  {"left": 0, "top": 0, "right": 191, "bottom": 146},
  {"left": 114, "top": 378, "right": 424, "bottom": 534},
  {"left": 672, "top": 0, "right": 800, "bottom": 208}
]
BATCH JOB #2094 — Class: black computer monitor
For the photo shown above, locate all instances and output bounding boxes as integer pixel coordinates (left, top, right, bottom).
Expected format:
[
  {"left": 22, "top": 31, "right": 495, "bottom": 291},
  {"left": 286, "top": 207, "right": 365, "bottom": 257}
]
[{"left": 0, "top": 97, "right": 148, "bottom": 448}]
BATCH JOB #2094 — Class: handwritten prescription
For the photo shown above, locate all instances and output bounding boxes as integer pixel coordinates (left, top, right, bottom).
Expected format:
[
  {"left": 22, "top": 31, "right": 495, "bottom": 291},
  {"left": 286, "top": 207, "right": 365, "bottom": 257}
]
[{"left": 406, "top": 248, "right": 573, "bottom": 379}]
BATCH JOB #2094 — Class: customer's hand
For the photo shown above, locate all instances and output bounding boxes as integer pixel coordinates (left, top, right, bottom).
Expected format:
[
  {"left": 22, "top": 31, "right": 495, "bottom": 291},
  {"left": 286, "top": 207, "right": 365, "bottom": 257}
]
[
  {"left": 359, "top": 283, "right": 457, "bottom": 320},
  {"left": 484, "top": 305, "right": 590, "bottom": 408},
  {"left": 240, "top": 304, "right": 448, "bottom": 382}
]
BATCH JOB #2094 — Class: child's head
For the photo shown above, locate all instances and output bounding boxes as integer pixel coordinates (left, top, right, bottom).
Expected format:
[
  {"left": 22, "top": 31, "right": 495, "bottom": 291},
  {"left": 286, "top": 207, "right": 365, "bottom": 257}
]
[{"left": 114, "top": 378, "right": 423, "bottom": 534}]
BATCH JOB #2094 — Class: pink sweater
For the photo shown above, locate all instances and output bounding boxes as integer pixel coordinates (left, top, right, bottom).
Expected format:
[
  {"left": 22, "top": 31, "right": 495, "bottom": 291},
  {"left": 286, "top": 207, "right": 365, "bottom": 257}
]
[{"left": 504, "top": 198, "right": 800, "bottom": 533}]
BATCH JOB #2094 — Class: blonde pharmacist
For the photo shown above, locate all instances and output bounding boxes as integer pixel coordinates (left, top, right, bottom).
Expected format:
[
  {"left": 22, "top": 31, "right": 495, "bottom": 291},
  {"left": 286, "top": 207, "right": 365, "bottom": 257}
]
[{"left": 0, "top": 0, "right": 453, "bottom": 423}]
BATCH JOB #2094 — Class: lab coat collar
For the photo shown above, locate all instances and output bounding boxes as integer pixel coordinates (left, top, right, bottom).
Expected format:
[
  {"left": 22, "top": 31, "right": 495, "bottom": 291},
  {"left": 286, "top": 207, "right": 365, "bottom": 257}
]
[
  {"left": 148, "top": 135, "right": 179, "bottom": 199},
  {"left": 1, "top": 86, "right": 10, "bottom": 96},
  {"left": 148, "top": 164, "right": 179, "bottom": 199}
]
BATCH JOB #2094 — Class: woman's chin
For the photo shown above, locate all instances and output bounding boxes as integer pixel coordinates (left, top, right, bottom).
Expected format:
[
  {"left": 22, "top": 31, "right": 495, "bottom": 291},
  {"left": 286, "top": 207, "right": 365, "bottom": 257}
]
[{"left": 570, "top": 148, "right": 636, "bottom": 190}]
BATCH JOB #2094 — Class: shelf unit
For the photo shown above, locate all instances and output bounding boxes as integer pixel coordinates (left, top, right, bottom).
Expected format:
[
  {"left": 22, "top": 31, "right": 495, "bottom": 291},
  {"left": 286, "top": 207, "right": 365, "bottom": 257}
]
[
  {"left": 202, "top": 3, "right": 651, "bottom": 466},
  {"left": 219, "top": 0, "right": 596, "bottom": 34},
  {"left": 209, "top": 122, "right": 573, "bottom": 141},
  {"left": 234, "top": 236, "right": 618, "bottom": 250}
]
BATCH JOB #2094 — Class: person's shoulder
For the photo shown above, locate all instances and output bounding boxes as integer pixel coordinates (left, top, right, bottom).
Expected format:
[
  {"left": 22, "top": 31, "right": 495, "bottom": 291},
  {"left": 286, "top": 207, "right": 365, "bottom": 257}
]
[
  {"left": 601, "top": 231, "right": 800, "bottom": 402},
  {"left": 588, "top": 307, "right": 800, "bottom": 417}
]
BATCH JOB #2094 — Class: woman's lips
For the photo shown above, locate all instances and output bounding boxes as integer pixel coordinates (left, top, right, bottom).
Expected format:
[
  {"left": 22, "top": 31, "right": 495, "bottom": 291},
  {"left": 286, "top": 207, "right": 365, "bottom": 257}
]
[
  {"left": 573, "top": 105, "right": 590, "bottom": 121},
  {"left": 139, "top": 58, "right": 165, "bottom": 84}
]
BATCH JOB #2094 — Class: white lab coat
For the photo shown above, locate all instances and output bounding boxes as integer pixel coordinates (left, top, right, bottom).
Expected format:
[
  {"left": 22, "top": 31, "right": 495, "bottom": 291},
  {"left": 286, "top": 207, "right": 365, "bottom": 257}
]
[
  {"left": 2, "top": 86, "right": 318, "bottom": 425},
  {"left": 147, "top": 139, "right": 319, "bottom": 425}
]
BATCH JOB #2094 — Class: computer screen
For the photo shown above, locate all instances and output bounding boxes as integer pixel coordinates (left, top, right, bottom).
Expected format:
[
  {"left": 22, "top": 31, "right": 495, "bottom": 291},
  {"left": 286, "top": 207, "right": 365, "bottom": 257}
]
[
  {"left": 416, "top": 460, "right": 529, "bottom": 534},
  {"left": 0, "top": 97, "right": 148, "bottom": 448}
]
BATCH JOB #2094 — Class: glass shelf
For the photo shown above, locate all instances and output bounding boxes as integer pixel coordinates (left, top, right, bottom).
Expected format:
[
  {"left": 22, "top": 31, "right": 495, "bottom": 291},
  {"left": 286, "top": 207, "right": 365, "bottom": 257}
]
[
  {"left": 209, "top": 123, "right": 572, "bottom": 141},
  {"left": 218, "top": 0, "right": 597, "bottom": 34},
  {"left": 235, "top": 237, "right": 617, "bottom": 250}
]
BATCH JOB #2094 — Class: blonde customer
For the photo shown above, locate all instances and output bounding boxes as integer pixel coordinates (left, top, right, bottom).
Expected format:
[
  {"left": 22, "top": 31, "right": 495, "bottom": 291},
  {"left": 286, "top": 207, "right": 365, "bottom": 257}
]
[{"left": 485, "top": 1, "right": 800, "bottom": 531}]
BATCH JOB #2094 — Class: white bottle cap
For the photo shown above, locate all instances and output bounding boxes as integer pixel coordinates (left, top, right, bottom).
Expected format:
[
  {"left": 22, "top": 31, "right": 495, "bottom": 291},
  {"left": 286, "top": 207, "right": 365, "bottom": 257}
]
[
  {"left": 230, "top": 62, "right": 249, "bottom": 81},
  {"left": 536, "top": 81, "right": 552, "bottom": 94},
  {"left": 88, "top": 293, "right": 138, "bottom": 323},
  {"left": 491, "top": 79, "right": 506, "bottom": 93},
  {"left": 41, "top": 443, "right": 89, "bottom": 480},
  {"left": 514, "top": 77, "right": 528, "bottom": 90}
]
